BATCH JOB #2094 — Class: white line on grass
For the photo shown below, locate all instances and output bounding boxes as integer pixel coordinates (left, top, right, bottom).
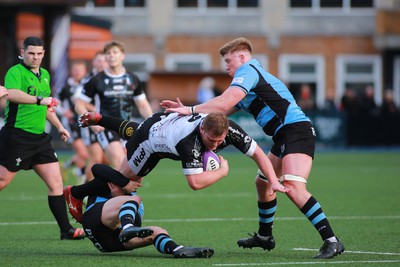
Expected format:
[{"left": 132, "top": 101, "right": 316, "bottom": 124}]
[
  {"left": 293, "top": 248, "right": 400, "bottom": 256},
  {"left": 213, "top": 260, "right": 400, "bottom": 266},
  {"left": 0, "top": 215, "right": 399, "bottom": 226}
]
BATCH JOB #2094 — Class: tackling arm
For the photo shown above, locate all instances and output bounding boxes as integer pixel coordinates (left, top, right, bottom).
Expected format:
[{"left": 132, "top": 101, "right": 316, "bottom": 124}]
[
  {"left": 250, "top": 146, "right": 290, "bottom": 195},
  {"left": 160, "top": 86, "right": 244, "bottom": 116}
]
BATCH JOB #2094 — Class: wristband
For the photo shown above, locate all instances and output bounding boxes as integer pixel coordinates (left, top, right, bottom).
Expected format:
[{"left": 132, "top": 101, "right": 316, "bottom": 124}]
[{"left": 190, "top": 106, "right": 196, "bottom": 114}]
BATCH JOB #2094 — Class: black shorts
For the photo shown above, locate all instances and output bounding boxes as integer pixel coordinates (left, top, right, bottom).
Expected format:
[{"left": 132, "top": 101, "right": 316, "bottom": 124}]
[
  {"left": 82, "top": 201, "right": 128, "bottom": 253},
  {"left": 0, "top": 126, "right": 58, "bottom": 172},
  {"left": 82, "top": 200, "right": 143, "bottom": 252},
  {"left": 66, "top": 122, "right": 82, "bottom": 144},
  {"left": 96, "top": 129, "right": 121, "bottom": 150},
  {"left": 82, "top": 127, "right": 99, "bottom": 146},
  {"left": 270, "top": 121, "right": 316, "bottom": 159}
]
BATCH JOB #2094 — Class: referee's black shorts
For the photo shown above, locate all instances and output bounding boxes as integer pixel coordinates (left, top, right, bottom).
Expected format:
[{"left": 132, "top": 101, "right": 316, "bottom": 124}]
[{"left": 0, "top": 126, "right": 58, "bottom": 172}]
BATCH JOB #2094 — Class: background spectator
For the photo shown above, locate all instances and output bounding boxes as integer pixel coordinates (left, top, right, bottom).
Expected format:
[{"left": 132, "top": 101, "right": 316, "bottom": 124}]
[
  {"left": 297, "top": 83, "right": 316, "bottom": 112},
  {"left": 381, "top": 89, "right": 399, "bottom": 116}
]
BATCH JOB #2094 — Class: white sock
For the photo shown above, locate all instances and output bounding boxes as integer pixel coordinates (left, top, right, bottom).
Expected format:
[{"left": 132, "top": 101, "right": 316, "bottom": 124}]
[
  {"left": 326, "top": 236, "right": 338, "bottom": 242},
  {"left": 122, "top": 223, "right": 134, "bottom": 230}
]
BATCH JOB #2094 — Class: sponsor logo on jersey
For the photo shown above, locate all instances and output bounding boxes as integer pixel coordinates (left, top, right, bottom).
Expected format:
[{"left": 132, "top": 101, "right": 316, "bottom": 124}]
[
  {"left": 192, "top": 149, "right": 200, "bottom": 159},
  {"left": 133, "top": 147, "right": 147, "bottom": 167},
  {"left": 113, "top": 85, "right": 125, "bottom": 91},
  {"left": 232, "top": 77, "right": 244, "bottom": 85}
]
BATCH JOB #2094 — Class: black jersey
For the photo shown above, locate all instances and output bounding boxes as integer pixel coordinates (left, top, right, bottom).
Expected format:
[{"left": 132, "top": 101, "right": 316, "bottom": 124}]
[
  {"left": 58, "top": 77, "right": 83, "bottom": 122},
  {"left": 126, "top": 112, "right": 257, "bottom": 177},
  {"left": 80, "top": 68, "right": 145, "bottom": 120}
]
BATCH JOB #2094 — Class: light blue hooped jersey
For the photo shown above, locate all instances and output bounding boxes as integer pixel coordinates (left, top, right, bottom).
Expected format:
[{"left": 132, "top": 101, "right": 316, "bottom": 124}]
[{"left": 232, "top": 59, "right": 310, "bottom": 136}]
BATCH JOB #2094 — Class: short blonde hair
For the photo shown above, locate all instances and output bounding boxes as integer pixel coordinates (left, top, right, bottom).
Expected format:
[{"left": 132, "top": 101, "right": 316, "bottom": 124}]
[
  {"left": 219, "top": 37, "right": 253, "bottom": 57},
  {"left": 202, "top": 112, "right": 229, "bottom": 136},
  {"left": 103, "top": 41, "right": 125, "bottom": 54}
]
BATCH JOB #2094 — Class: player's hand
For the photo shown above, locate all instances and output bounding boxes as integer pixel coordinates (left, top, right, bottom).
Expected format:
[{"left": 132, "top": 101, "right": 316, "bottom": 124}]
[
  {"left": 160, "top": 98, "right": 183, "bottom": 109},
  {"left": 160, "top": 98, "right": 191, "bottom": 114},
  {"left": 108, "top": 182, "right": 124, "bottom": 197},
  {"left": 218, "top": 155, "right": 229, "bottom": 177},
  {"left": 268, "top": 181, "right": 291, "bottom": 196},
  {"left": 90, "top": 125, "right": 105, "bottom": 133},
  {"left": 40, "top": 96, "right": 54, "bottom": 106},
  {"left": 78, "top": 112, "right": 102, "bottom": 127},
  {"left": 0, "top": 85, "right": 9, "bottom": 98},
  {"left": 123, "top": 178, "right": 142, "bottom": 193},
  {"left": 58, "top": 127, "right": 70, "bottom": 142}
]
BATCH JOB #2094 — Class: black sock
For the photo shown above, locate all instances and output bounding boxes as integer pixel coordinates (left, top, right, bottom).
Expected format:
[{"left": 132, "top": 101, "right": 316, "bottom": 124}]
[
  {"left": 99, "top": 115, "right": 139, "bottom": 140},
  {"left": 48, "top": 195, "right": 73, "bottom": 233},
  {"left": 258, "top": 199, "right": 277, "bottom": 236},
  {"left": 153, "top": 234, "right": 179, "bottom": 254},
  {"left": 300, "top": 196, "right": 335, "bottom": 241},
  {"left": 71, "top": 178, "right": 110, "bottom": 199}
]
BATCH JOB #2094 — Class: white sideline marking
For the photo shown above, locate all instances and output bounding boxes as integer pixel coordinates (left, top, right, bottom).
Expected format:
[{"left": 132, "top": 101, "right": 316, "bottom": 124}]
[
  {"left": 294, "top": 248, "right": 400, "bottom": 256},
  {"left": 213, "top": 260, "right": 400, "bottom": 266},
  {"left": 0, "top": 215, "right": 399, "bottom": 226}
]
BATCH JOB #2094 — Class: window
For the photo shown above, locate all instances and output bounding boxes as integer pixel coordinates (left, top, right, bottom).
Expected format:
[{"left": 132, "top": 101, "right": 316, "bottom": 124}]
[
  {"left": 290, "top": 0, "right": 373, "bottom": 9},
  {"left": 290, "top": 0, "right": 312, "bottom": 8},
  {"left": 336, "top": 55, "right": 382, "bottom": 105},
  {"left": 124, "top": 54, "right": 155, "bottom": 81},
  {"left": 81, "top": 0, "right": 145, "bottom": 8},
  {"left": 165, "top": 54, "right": 212, "bottom": 71},
  {"left": 320, "top": 0, "right": 343, "bottom": 8},
  {"left": 178, "top": 0, "right": 258, "bottom": 8},
  {"left": 279, "top": 55, "right": 325, "bottom": 109}
]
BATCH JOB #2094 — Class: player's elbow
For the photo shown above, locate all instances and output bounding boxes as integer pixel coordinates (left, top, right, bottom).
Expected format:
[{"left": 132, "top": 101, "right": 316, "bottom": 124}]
[
  {"left": 186, "top": 176, "right": 204, "bottom": 191},
  {"left": 188, "top": 182, "right": 203, "bottom": 191}
]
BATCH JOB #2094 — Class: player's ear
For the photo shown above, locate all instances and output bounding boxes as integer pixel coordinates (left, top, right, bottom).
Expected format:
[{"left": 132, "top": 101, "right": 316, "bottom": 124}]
[{"left": 200, "top": 125, "right": 205, "bottom": 135}]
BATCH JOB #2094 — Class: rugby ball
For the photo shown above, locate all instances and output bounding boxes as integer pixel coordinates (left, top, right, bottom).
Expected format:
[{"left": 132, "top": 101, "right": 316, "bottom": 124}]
[{"left": 202, "top": 151, "right": 220, "bottom": 171}]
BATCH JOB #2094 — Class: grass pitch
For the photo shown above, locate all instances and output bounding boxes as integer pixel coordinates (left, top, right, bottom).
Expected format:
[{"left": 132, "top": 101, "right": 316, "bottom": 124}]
[{"left": 0, "top": 150, "right": 399, "bottom": 267}]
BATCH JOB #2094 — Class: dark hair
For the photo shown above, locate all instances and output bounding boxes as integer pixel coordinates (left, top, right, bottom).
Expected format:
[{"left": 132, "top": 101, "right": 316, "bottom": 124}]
[{"left": 23, "top": 36, "right": 44, "bottom": 49}]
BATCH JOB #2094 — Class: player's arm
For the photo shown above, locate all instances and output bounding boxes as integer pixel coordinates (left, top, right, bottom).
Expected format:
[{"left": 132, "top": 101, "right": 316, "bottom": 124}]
[
  {"left": 5, "top": 88, "right": 53, "bottom": 105},
  {"left": 134, "top": 96, "right": 153, "bottom": 119},
  {"left": 46, "top": 109, "right": 70, "bottom": 142},
  {"left": 184, "top": 156, "right": 229, "bottom": 190},
  {"left": 91, "top": 164, "right": 142, "bottom": 193},
  {"left": 74, "top": 78, "right": 97, "bottom": 114},
  {"left": 0, "top": 85, "right": 8, "bottom": 98},
  {"left": 75, "top": 98, "right": 92, "bottom": 114},
  {"left": 250, "top": 146, "right": 290, "bottom": 195},
  {"left": 161, "top": 86, "right": 244, "bottom": 115}
]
